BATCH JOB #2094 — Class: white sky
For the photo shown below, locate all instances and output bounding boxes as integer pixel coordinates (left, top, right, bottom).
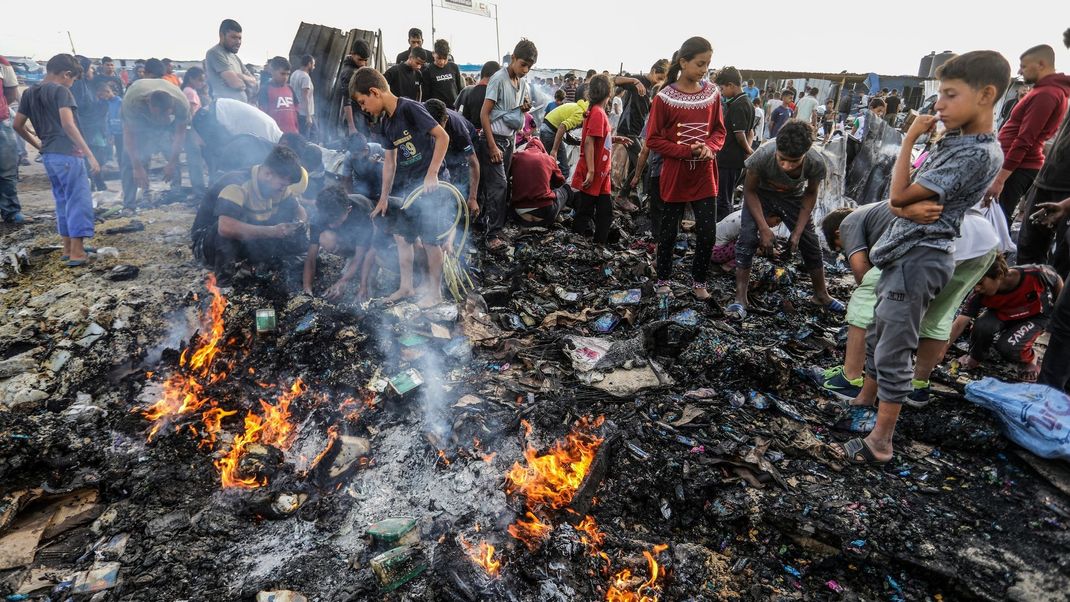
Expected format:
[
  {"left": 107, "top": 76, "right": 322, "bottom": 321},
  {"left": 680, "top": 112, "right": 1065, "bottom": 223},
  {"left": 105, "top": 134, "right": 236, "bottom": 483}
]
[{"left": 4, "top": 0, "right": 1068, "bottom": 76}]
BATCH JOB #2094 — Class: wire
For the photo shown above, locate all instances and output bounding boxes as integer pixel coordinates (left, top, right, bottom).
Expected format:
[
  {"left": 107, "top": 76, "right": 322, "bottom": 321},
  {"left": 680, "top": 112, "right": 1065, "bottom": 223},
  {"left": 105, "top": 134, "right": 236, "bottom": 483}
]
[{"left": 400, "top": 182, "right": 474, "bottom": 302}]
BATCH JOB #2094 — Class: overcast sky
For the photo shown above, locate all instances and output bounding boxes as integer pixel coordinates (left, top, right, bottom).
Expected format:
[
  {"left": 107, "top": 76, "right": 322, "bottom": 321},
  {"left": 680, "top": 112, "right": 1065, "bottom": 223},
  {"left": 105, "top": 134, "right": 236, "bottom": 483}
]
[{"left": 5, "top": 0, "right": 1068, "bottom": 76}]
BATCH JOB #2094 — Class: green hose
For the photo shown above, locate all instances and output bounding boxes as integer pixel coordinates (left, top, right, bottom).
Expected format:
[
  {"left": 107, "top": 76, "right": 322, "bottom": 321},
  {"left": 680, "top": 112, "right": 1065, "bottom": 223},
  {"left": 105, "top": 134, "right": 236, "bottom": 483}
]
[{"left": 400, "top": 182, "right": 474, "bottom": 301}]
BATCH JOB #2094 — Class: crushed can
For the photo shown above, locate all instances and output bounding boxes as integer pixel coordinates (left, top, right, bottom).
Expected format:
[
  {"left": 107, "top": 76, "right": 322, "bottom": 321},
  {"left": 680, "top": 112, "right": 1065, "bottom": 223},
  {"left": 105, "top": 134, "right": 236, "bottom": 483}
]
[{"left": 255, "top": 309, "right": 277, "bottom": 334}]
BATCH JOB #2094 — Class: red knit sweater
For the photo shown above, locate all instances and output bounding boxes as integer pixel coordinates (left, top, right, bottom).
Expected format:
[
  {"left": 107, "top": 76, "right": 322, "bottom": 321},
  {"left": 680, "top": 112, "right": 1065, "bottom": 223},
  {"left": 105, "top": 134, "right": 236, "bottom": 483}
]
[{"left": 646, "top": 81, "right": 726, "bottom": 202}]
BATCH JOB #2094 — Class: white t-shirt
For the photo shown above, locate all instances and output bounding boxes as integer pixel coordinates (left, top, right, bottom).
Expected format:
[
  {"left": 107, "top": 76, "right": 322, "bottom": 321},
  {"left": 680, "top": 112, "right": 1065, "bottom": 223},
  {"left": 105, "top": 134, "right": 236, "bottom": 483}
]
[
  {"left": 796, "top": 95, "right": 819, "bottom": 123},
  {"left": 289, "top": 69, "right": 314, "bottom": 117},
  {"left": 752, "top": 107, "right": 765, "bottom": 142},
  {"left": 715, "top": 209, "right": 790, "bottom": 246},
  {"left": 214, "top": 98, "right": 283, "bottom": 143}
]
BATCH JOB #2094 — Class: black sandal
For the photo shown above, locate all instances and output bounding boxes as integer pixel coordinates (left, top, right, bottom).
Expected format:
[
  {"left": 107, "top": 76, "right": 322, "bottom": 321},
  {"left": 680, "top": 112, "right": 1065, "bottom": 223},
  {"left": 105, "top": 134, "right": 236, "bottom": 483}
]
[{"left": 838, "top": 438, "right": 890, "bottom": 465}]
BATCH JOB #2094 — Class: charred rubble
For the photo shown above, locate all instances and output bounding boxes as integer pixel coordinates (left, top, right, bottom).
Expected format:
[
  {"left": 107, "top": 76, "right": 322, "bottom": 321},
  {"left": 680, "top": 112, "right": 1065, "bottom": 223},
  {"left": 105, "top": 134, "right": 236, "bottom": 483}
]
[{"left": 1, "top": 205, "right": 1069, "bottom": 602}]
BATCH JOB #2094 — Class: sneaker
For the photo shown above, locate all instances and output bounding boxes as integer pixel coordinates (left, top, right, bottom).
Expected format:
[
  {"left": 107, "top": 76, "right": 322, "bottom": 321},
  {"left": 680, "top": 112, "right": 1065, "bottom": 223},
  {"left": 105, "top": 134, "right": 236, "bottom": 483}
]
[
  {"left": 822, "top": 365, "right": 845, "bottom": 380},
  {"left": 906, "top": 380, "right": 931, "bottom": 408},
  {"left": 823, "top": 370, "right": 864, "bottom": 402}
]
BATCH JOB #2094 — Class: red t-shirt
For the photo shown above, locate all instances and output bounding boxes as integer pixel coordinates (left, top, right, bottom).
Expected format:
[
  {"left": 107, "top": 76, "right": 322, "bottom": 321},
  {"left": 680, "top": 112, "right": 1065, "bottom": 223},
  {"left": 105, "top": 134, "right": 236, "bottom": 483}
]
[
  {"left": 259, "top": 83, "right": 300, "bottom": 134},
  {"left": 962, "top": 265, "right": 1061, "bottom": 322},
  {"left": 571, "top": 104, "right": 612, "bottom": 195}
]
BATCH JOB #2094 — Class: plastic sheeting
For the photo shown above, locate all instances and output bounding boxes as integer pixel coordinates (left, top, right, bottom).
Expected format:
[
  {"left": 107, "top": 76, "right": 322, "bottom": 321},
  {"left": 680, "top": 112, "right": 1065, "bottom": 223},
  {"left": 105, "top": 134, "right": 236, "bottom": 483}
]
[
  {"left": 844, "top": 111, "right": 903, "bottom": 205},
  {"left": 964, "top": 377, "right": 1070, "bottom": 460}
]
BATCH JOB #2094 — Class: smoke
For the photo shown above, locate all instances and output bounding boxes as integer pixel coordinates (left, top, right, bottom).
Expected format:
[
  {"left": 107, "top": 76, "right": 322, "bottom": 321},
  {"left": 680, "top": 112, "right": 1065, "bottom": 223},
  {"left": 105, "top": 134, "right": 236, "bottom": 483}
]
[{"left": 141, "top": 306, "right": 199, "bottom": 369}]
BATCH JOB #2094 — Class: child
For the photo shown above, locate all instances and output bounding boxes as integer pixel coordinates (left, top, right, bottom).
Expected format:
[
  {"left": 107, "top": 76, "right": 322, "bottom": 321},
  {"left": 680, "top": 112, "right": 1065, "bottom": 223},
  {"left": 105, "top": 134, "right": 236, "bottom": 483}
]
[
  {"left": 820, "top": 99, "right": 837, "bottom": 142},
  {"left": 819, "top": 202, "right": 999, "bottom": 406},
  {"left": 479, "top": 39, "right": 538, "bottom": 249},
  {"left": 729, "top": 120, "right": 840, "bottom": 319},
  {"left": 350, "top": 67, "right": 450, "bottom": 308},
  {"left": 768, "top": 90, "right": 795, "bottom": 138},
  {"left": 95, "top": 80, "right": 123, "bottom": 168},
  {"left": 303, "top": 185, "right": 379, "bottom": 302},
  {"left": 952, "top": 256, "right": 1062, "bottom": 381},
  {"left": 181, "top": 67, "right": 209, "bottom": 198},
  {"left": 850, "top": 97, "right": 886, "bottom": 141},
  {"left": 711, "top": 209, "right": 786, "bottom": 272},
  {"left": 13, "top": 54, "right": 100, "bottom": 267},
  {"left": 840, "top": 50, "right": 1009, "bottom": 465},
  {"left": 423, "top": 98, "right": 481, "bottom": 218},
  {"left": 258, "top": 56, "right": 300, "bottom": 135},
  {"left": 546, "top": 88, "right": 566, "bottom": 115},
  {"left": 572, "top": 74, "right": 616, "bottom": 243},
  {"left": 751, "top": 97, "right": 765, "bottom": 149},
  {"left": 645, "top": 37, "right": 726, "bottom": 301}
]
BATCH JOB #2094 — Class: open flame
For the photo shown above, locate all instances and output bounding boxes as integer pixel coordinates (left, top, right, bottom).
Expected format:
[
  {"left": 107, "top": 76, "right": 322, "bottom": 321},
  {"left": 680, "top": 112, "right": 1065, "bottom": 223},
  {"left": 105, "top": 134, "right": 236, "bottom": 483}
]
[
  {"left": 215, "top": 378, "right": 305, "bottom": 489},
  {"left": 459, "top": 536, "right": 501, "bottom": 577},
  {"left": 505, "top": 416, "right": 604, "bottom": 511},
  {"left": 605, "top": 544, "right": 669, "bottom": 602},
  {"left": 142, "top": 275, "right": 228, "bottom": 441},
  {"left": 507, "top": 511, "right": 553, "bottom": 550}
]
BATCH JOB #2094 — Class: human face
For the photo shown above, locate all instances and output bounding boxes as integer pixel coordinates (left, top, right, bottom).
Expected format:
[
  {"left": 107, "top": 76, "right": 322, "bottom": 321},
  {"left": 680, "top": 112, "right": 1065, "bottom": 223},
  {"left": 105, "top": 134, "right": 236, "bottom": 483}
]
[
  {"left": 511, "top": 58, "right": 533, "bottom": 78},
  {"left": 272, "top": 68, "right": 290, "bottom": 86},
  {"left": 775, "top": 151, "right": 805, "bottom": 174},
  {"left": 194, "top": 74, "right": 207, "bottom": 90},
  {"left": 96, "top": 85, "right": 114, "bottom": 101},
  {"left": 410, "top": 56, "right": 426, "bottom": 71},
  {"left": 717, "top": 82, "right": 741, "bottom": 97},
  {"left": 352, "top": 55, "right": 368, "bottom": 68},
  {"left": 679, "top": 50, "right": 711, "bottom": 84},
  {"left": 973, "top": 275, "right": 1001, "bottom": 296},
  {"left": 308, "top": 59, "right": 316, "bottom": 72},
  {"left": 1019, "top": 55, "right": 1044, "bottom": 84},
  {"left": 135, "top": 66, "right": 145, "bottom": 79},
  {"left": 933, "top": 78, "right": 995, "bottom": 131},
  {"left": 257, "top": 166, "right": 291, "bottom": 198},
  {"left": 102, "top": 61, "right": 115, "bottom": 76},
  {"left": 164, "top": 61, "right": 174, "bottom": 74},
  {"left": 434, "top": 54, "right": 448, "bottom": 69},
  {"left": 651, "top": 69, "right": 666, "bottom": 86},
  {"left": 222, "top": 30, "right": 242, "bottom": 53},
  {"left": 873, "top": 106, "right": 886, "bottom": 118},
  {"left": 354, "top": 89, "right": 385, "bottom": 115},
  {"left": 409, "top": 36, "right": 423, "bottom": 49}
]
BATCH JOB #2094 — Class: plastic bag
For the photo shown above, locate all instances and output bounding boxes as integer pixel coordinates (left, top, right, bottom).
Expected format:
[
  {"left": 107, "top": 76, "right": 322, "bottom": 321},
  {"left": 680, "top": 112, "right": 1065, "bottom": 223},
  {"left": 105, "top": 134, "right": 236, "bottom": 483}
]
[
  {"left": 980, "top": 202, "right": 1017, "bottom": 254},
  {"left": 964, "top": 377, "right": 1070, "bottom": 460}
]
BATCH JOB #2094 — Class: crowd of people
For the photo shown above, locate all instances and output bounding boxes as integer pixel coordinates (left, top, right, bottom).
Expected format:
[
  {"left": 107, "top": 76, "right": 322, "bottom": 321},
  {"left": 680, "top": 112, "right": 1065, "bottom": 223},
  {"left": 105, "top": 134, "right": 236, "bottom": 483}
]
[{"left": 3, "top": 20, "right": 1070, "bottom": 466}]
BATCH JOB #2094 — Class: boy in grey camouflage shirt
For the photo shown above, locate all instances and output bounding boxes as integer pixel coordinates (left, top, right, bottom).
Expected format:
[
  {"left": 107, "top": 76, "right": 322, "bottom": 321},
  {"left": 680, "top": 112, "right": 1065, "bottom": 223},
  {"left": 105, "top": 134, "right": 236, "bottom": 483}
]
[{"left": 839, "top": 51, "right": 1011, "bottom": 465}]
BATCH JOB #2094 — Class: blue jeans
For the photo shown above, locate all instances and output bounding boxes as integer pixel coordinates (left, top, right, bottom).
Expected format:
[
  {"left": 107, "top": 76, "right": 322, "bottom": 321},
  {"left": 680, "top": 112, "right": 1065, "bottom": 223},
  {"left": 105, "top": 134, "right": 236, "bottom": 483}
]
[
  {"left": 0, "top": 121, "right": 21, "bottom": 220},
  {"left": 43, "top": 153, "right": 94, "bottom": 238}
]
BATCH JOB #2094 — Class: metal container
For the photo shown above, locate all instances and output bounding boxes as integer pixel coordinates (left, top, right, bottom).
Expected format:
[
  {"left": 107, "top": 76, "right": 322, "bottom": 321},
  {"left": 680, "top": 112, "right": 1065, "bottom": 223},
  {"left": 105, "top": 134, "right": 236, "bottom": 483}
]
[{"left": 255, "top": 309, "right": 277, "bottom": 334}]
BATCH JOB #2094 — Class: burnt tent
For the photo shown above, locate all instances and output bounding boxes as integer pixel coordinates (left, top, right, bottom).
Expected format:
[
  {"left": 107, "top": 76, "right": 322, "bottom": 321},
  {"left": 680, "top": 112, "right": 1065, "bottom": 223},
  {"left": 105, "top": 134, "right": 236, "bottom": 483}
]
[{"left": 288, "top": 22, "right": 386, "bottom": 140}]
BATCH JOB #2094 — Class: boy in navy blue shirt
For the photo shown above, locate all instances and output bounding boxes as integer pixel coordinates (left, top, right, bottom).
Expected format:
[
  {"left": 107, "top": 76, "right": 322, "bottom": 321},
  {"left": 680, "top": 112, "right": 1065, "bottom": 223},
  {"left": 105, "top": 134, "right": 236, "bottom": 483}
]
[
  {"left": 95, "top": 80, "right": 123, "bottom": 169},
  {"left": 350, "top": 67, "right": 450, "bottom": 308},
  {"left": 424, "top": 98, "right": 480, "bottom": 218},
  {"left": 840, "top": 51, "right": 1010, "bottom": 465}
]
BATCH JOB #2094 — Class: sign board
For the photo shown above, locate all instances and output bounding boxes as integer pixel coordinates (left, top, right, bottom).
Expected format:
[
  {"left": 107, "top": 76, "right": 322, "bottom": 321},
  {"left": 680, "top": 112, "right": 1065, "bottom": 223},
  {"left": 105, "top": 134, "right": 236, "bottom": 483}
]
[{"left": 440, "top": 0, "right": 493, "bottom": 18}]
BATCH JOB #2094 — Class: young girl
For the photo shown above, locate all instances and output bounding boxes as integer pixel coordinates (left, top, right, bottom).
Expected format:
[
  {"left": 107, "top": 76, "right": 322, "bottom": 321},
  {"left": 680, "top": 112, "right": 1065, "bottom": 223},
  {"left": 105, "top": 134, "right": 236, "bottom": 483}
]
[
  {"left": 571, "top": 73, "right": 623, "bottom": 243},
  {"left": 645, "top": 37, "right": 726, "bottom": 300},
  {"left": 951, "top": 255, "right": 1063, "bottom": 381}
]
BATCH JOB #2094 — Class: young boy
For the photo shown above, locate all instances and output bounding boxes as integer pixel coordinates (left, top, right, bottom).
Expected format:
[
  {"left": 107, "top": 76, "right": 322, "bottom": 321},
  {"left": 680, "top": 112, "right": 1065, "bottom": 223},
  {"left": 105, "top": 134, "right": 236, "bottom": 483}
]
[
  {"left": 350, "top": 66, "right": 450, "bottom": 308},
  {"left": 423, "top": 98, "right": 480, "bottom": 218},
  {"left": 729, "top": 120, "right": 841, "bottom": 320},
  {"left": 849, "top": 97, "right": 886, "bottom": 142},
  {"left": 819, "top": 201, "right": 999, "bottom": 406},
  {"left": 95, "top": 79, "right": 124, "bottom": 168},
  {"left": 422, "top": 39, "right": 464, "bottom": 107},
  {"left": 258, "top": 56, "right": 300, "bottom": 135},
  {"left": 303, "top": 185, "right": 379, "bottom": 302},
  {"left": 479, "top": 39, "right": 538, "bottom": 249},
  {"left": 768, "top": 90, "right": 795, "bottom": 138},
  {"left": 840, "top": 51, "right": 1009, "bottom": 465},
  {"left": 952, "top": 256, "right": 1062, "bottom": 381},
  {"left": 711, "top": 208, "right": 786, "bottom": 272},
  {"left": 13, "top": 54, "right": 101, "bottom": 266}
]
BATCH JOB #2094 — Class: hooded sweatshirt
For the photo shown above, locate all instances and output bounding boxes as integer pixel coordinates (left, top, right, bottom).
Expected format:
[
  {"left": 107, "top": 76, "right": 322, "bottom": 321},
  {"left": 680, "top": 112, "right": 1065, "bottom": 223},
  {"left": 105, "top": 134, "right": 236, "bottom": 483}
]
[
  {"left": 997, "top": 73, "right": 1070, "bottom": 173},
  {"left": 645, "top": 80, "right": 726, "bottom": 202}
]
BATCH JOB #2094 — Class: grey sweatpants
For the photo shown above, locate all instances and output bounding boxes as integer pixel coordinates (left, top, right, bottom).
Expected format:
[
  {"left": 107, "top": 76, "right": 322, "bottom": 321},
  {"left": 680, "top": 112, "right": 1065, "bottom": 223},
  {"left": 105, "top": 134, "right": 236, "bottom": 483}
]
[{"left": 865, "top": 246, "right": 954, "bottom": 403}]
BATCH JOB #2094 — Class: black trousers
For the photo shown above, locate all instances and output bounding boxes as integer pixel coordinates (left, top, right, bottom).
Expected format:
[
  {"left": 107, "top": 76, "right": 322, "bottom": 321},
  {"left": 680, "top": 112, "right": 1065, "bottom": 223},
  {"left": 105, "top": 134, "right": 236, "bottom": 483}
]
[
  {"left": 968, "top": 311, "right": 1048, "bottom": 364},
  {"left": 618, "top": 136, "right": 642, "bottom": 200},
  {"left": 998, "top": 168, "right": 1039, "bottom": 224},
  {"left": 1040, "top": 285, "right": 1070, "bottom": 391},
  {"left": 647, "top": 176, "right": 663, "bottom": 235},
  {"left": 1016, "top": 185, "right": 1070, "bottom": 280},
  {"left": 655, "top": 196, "right": 716, "bottom": 285},
  {"left": 572, "top": 191, "right": 612, "bottom": 243},
  {"left": 716, "top": 165, "right": 742, "bottom": 221}
]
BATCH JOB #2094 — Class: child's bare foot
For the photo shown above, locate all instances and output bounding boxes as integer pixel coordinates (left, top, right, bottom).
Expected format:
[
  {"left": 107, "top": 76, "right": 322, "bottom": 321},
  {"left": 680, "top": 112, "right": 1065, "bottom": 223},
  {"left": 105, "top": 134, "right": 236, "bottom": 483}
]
[
  {"left": 1020, "top": 361, "right": 1040, "bottom": 382},
  {"left": 384, "top": 288, "right": 416, "bottom": 304},
  {"left": 957, "top": 354, "right": 981, "bottom": 370},
  {"left": 417, "top": 293, "right": 443, "bottom": 309}
]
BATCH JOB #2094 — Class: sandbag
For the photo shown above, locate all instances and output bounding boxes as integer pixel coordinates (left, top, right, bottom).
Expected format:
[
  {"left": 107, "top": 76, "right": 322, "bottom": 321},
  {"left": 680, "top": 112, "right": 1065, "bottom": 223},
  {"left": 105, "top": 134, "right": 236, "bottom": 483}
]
[{"left": 964, "top": 377, "right": 1070, "bottom": 461}]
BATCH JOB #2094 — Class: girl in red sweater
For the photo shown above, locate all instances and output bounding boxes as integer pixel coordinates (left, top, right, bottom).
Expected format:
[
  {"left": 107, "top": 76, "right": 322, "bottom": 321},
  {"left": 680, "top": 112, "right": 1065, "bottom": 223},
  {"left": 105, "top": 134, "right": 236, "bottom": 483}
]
[
  {"left": 572, "top": 74, "right": 619, "bottom": 243},
  {"left": 646, "top": 37, "right": 726, "bottom": 300}
]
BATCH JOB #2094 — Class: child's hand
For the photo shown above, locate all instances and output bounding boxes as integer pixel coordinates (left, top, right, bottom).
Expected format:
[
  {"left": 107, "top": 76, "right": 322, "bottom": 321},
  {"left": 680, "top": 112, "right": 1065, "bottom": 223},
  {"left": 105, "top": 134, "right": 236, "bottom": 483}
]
[
  {"left": 899, "top": 199, "right": 943, "bottom": 224},
  {"left": 488, "top": 142, "right": 503, "bottom": 164},
  {"left": 759, "top": 227, "right": 776, "bottom": 256},
  {"left": 423, "top": 172, "right": 439, "bottom": 194},
  {"left": 87, "top": 155, "right": 101, "bottom": 176},
  {"left": 907, "top": 114, "right": 938, "bottom": 140},
  {"left": 371, "top": 198, "right": 389, "bottom": 217},
  {"left": 519, "top": 100, "right": 532, "bottom": 113},
  {"left": 582, "top": 172, "right": 595, "bottom": 189},
  {"left": 325, "top": 281, "right": 347, "bottom": 300},
  {"left": 467, "top": 197, "right": 480, "bottom": 217}
]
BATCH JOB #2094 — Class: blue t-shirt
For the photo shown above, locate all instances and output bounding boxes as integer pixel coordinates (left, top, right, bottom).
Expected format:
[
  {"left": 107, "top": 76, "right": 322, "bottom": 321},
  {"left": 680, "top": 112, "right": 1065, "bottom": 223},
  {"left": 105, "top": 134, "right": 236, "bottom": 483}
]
[
  {"left": 443, "top": 108, "right": 477, "bottom": 173},
  {"left": 870, "top": 132, "right": 1003, "bottom": 267},
  {"left": 744, "top": 86, "right": 760, "bottom": 101},
  {"left": 380, "top": 97, "right": 440, "bottom": 196},
  {"left": 106, "top": 97, "right": 123, "bottom": 136},
  {"left": 769, "top": 105, "right": 793, "bottom": 137}
]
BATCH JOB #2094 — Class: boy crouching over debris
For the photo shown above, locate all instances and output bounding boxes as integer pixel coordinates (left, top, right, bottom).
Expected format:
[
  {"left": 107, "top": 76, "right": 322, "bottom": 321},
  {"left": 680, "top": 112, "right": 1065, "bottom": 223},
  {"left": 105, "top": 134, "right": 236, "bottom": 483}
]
[
  {"left": 350, "top": 66, "right": 451, "bottom": 308},
  {"left": 190, "top": 145, "right": 308, "bottom": 282},
  {"left": 837, "top": 51, "right": 1009, "bottom": 465},
  {"left": 302, "top": 185, "right": 383, "bottom": 302}
]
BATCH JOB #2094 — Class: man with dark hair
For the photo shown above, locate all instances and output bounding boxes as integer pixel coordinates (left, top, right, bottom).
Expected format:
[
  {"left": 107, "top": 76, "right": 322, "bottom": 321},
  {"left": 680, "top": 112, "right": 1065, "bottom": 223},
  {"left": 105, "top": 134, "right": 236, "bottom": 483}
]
[
  {"left": 132, "top": 60, "right": 146, "bottom": 82},
  {"left": 987, "top": 44, "right": 1070, "bottom": 224},
  {"left": 385, "top": 48, "right": 427, "bottom": 101},
  {"left": 120, "top": 78, "right": 191, "bottom": 211},
  {"left": 94, "top": 56, "right": 124, "bottom": 96},
  {"left": 396, "top": 28, "right": 425, "bottom": 65},
  {"left": 290, "top": 54, "right": 316, "bottom": 139},
  {"left": 206, "top": 19, "right": 257, "bottom": 102},
  {"left": 191, "top": 145, "right": 309, "bottom": 279},
  {"left": 143, "top": 58, "right": 165, "bottom": 79},
  {"left": 561, "top": 72, "right": 578, "bottom": 103},
  {"left": 423, "top": 39, "right": 464, "bottom": 106},
  {"left": 616, "top": 59, "right": 669, "bottom": 203},
  {"left": 795, "top": 87, "right": 820, "bottom": 128},
  {"left": 339, "top": 40, "right": 371, "bottom": 137},
  {"left": 714, "top": 66, "right": 756, "bottom": 220},
  {"left": 161, "top": 59, "right": 181, "bottom": 87},
  {"left": 455, "top": 61, "right": 499, "bottom": 130},
  {"left": 743, "top": 79, "right": 760, "bottom": 101},
  {"left": 258, "top": 56, "right": 300, "bottom": 135},
  {"left": 728, "top": 120, "right": 839, "bottom": 320},
  {"left": 574, "top": 69, "right": 597, "bottom": 103}
]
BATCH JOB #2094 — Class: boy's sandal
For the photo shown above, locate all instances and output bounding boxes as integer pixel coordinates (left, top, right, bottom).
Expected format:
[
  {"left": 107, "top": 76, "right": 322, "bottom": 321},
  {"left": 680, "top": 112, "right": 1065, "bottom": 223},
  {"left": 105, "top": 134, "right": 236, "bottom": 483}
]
[
  {"left": 823, "top": 298, "right": 847, "bottom": 314},
  {"left": 838, "top": 438, "right": 890, "bottom": 465},
  {"left": 65, "top": 257, "right": 92, "bottom": 268},
  {"left": 726, "top": 303, "right": 747, "bottom": 321}
]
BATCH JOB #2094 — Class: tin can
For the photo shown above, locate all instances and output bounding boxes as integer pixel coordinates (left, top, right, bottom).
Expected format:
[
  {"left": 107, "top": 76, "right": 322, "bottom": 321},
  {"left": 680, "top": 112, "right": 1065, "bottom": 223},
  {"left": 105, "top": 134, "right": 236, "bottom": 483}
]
[{"left": 255, "top": 309, "right": 277, "bottom": 333}]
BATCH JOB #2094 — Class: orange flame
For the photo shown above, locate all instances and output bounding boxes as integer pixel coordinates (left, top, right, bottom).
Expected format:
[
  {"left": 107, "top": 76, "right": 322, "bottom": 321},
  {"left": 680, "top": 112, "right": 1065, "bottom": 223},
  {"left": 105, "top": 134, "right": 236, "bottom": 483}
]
[
  {"left": 215, "top": 378, "right": 304, "bottom": 489},
  {"left": 304, "top": 424, "right": 340, "bottom": 474},
  {"left": 200, "top": 406, "right": 237, "bottom": 448},
  {"left": 576, "top": 515, "right": 606, "bottom": 553},
  {"left": 505, "top": 416, "right": 604, "bottom": 512},
  {"left": 605, "top": 544, "right": 669, "bottom": 602},
  {"left": 507, "top": 511, "right": 553, "bottom": 550},
  {"left": 142, "top": 275, "right": 228, "bottom": 441},
  {"left": 459, "top": 536, "right": 501, "bottom": 577}
]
